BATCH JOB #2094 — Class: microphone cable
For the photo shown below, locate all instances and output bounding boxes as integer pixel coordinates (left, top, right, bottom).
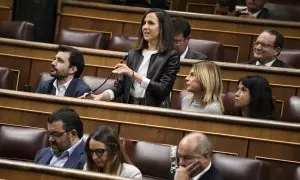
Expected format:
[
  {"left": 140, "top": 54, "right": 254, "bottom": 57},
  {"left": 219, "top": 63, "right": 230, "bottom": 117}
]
[{"left": 83, "top": 54, "right": 128, "bottom": 98}]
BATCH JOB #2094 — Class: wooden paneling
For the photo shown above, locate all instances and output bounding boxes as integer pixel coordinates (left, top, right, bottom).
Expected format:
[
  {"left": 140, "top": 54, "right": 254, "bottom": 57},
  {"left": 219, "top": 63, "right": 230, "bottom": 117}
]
[
  {"left": 0, "top": 159, "right": 127, "bottom": 180},
  {"left": 186, "top": 3, "right": 215, "bottom": 14},
  {"left": 119, "top": 124, "right": 184, "bottom": 145},
  {"left": 248, "top": 140, "right": 300, "bottom": 180},
  {"left": 1, "top": 38, "right": 300, "bottom": 118},
  {"left": 0, "top": 0, "right": 13, "bottom": 21},
  {"left": 57, "top": 1, "right": 300, "bottom": 63},
  {"left": 205, "top": 134, "right": 248, "bottom": 157},
  {"left": 0, "top": 55, "right": 31, "bottom": 91},
  {"left": 0, "top": 89, "right": 300, "bottom": 180}
]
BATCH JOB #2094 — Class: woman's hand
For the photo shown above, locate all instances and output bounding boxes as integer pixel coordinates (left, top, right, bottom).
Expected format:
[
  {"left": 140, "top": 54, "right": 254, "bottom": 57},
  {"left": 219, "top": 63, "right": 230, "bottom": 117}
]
[
  {"left": 89, "top": 92, "right": 111, "bottom": 101},
  {"left": 112, "top": 63, "right": 133, "bottom": 77}
]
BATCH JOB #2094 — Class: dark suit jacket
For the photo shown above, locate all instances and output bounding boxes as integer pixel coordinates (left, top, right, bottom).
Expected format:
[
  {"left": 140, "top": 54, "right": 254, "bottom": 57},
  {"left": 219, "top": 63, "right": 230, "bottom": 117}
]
[
  {"left": 34, "top": 140, "right": 85, "bottom": 170},
  {"left": 36, "top": 78, "right": 91, "bottom": 97},
  {"left": 169, "top": 164, "right": 223, "bottom": 180},
  {"left": 257, "top": 8, "right": 283, "bottom": 21},
  {"left": 242, "top": 58, "right": 290, "bottom": 68},
  {"left": 111, "top": 49, "right": 180, "bottom": 107},
  {"left": 198, "top": 164, "right": 223, "bottom": 180},
  {"left": 185, "top": 48, "right": 208, "bottom": 60}
]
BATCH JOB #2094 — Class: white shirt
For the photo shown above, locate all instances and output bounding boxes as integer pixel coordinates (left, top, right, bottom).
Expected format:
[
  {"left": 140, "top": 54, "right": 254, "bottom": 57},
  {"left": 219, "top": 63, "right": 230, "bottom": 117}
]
[
  {"left": 255, "top": 58, "right": 276, "bottom": 67},
  {"left": 52, "top": 78, "right": 72, "bottom": 96},
  {"left": 252, "top": 9, "right": 262, "bottom": 18},
  {"left": 180, "top": 46, "right": 189, "bottom": 59},
  {"left": 130, "top": 49, "right": 156, "bottom": 98},
  {"left": 192, "top": 162, "right": 212, "bottom": 180},
  {"left": 49, "top": 138, "right": 83, "bottom": 167},
  {"left": 106, "top": 49, "right": 157, "bottom": 100}
]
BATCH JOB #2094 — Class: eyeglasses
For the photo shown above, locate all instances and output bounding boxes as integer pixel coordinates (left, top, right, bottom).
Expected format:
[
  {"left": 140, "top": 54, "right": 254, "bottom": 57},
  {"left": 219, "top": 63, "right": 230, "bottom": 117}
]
[
  {"left": 47, "top": 131, "right": 68, "bottom": 139},
  {"left": 87, "top": 149, "right": 108, "bottom": 157},
  {"left": 253, "top": 41, "right": 274, "bottom": 49}
]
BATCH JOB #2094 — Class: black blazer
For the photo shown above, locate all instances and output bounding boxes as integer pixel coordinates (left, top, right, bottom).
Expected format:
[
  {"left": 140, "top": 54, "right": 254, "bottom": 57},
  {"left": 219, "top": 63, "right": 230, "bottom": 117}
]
[
  {"left": 111, "top": 49, "right": 180, "bottom": 107},
  {"left": 185, "top": 48, "right": 208, "bottom": 60},
  {"left": 198, "top": 164, "right": 223, "bottom": 180},
  {"left": 257, "top": 8, "right": 284, "bottom": 21},
  {"left": 242, "top": 58, "right": 290, "bottom": 68},
  {"left": 36, "top": 78, "right": 91, "bottom": 97}
]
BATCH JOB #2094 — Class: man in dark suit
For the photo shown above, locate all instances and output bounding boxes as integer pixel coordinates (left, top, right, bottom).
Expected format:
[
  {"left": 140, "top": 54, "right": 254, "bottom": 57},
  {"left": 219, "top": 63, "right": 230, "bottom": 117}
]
[
  {"left": 170, "top": 133, "right": 223, "bottom": 180},
  {"left": 242, "top": 29, "right": 290, "bottom": 68},
  {"left": 238, "top": 0, "right": 281, "bottom": 20},
  {"left": 36, "top": 45, "right": 91, "bottom": 97},
  {"left": 172, "top": 17, "right": 208, "bottom": 60},
  {"left": 34, "top": 108, "right": 85, "bottom": 169}
]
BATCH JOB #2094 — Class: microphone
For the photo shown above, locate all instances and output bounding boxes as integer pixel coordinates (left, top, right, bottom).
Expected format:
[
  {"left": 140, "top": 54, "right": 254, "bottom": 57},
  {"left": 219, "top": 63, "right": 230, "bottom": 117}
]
[{"left": 83, "top": 54, "right": 128, "bottom": 98}]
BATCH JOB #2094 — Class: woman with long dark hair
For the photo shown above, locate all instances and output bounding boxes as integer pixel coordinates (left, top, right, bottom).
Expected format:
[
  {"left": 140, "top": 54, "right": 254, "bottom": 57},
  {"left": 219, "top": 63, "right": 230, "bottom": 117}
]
[
  {"left": 91, "top": 9, "right": 180, "bottom": 107},
  {"left": 234, "top": 75, "right": 275, "bottom": 119},
  {"left": 84, "top": 126, "right": 142, "bottom": 179}
]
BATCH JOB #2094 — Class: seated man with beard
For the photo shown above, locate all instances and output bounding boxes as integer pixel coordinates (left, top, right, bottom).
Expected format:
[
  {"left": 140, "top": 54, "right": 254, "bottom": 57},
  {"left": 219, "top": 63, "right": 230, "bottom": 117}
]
[
  {"left": 34, "top": 108, "right": 85, "bottom": 169},
  {"left": 36, "top": 45, "right": 91, "bottom": 97}
]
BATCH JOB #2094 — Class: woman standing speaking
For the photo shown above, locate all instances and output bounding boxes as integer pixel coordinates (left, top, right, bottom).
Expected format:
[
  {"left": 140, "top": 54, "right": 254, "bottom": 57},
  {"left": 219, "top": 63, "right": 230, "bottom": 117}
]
[{"left": 92, "top": 9, "right": 180, "bottom": 107}]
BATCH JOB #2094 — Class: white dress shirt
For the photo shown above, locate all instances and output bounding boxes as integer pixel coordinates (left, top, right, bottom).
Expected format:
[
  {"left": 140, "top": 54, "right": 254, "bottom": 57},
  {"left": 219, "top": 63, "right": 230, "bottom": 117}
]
[
  {"left": 252, "top": 9, "right": 262, "bottom": 18},
  {"left": 180, "top": 46, "right": 189, "bottom": 59},
  {"left": 255, "top": 58, "right": 276, "bottom": 67},
  {"left": 130, "top": 49, "right": 157, "bottom": 98},
  {"left": 52, "top": 78, "right": 72, "bottom": 96}
]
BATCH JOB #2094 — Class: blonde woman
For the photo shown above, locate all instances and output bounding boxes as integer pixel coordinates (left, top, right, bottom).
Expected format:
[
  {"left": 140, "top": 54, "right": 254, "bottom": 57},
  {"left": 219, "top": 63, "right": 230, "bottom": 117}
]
[
  {"left": 182, "top": 61, "right": 224, "bottom": 114},
  {"left": 84, "top": 126, "right": 142, "bottom": 179}
]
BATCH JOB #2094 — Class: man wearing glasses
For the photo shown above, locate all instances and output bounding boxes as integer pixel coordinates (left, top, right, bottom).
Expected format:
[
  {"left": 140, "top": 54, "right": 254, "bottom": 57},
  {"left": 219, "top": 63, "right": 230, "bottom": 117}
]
[
  {"left": 172, "top": 17, "right": 208, "bottom": 60},
  {"left": 243, "top": 29, "right": 289, "bottom": 68},
  {"left": 170, "top": 132, "right": 223, "bottom": 180},
  {"left": 34, "top": 108, "right": 85, "bottom": 169}
]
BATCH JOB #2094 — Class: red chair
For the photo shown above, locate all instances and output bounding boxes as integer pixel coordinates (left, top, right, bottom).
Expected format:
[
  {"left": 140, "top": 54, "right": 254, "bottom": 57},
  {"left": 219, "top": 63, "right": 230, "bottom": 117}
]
[
  {"left": 56, "top": 29, "right": 110, "bottom": 49},
  {"left": 281, "top": 96, "right": 300, "bottom": 123},
  {"left": 189, "top": 39, "right": 224, "bottom": 61},
  {"left": 0, "top": 21, "right": 34, "bottom": 41}
]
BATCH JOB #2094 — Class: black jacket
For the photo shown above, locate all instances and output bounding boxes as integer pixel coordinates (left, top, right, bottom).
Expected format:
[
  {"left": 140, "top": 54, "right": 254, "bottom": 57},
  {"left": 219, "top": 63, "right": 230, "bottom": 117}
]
[
  {"left": 256, "top": 8, "right": 284, "bottom": 21},
  {"left": 242, "top": 58, "right": 290, "bottom": 68},
  {"left": 111, "top": 49, "right": 180, "bottom": 107}
]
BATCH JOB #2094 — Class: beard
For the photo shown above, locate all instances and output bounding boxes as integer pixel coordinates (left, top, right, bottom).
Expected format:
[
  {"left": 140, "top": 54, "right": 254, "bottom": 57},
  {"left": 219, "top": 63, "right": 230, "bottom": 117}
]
[
  {"left": 50, "top": 73, "right": 69, "bottom": 81},
  {"left": 50, "top": 138, "right": 71, "bottom": 157},
  {"left": 50, "top": 68, "right": 69, "bottom": 80}
]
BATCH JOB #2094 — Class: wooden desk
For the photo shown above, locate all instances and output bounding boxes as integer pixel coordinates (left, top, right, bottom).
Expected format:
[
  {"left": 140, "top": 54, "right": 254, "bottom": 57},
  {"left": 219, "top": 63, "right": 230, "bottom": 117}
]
[
  {"left": 0, "top": 0, "right": 13, "bottom": 21},
  {"left": 0, "top": 37, "right": 300, "bottom": 119},
  {"left": 56, "top": 0, "right": 300, "bottom": 63},
  {"left": 0, "top": 89, "right": 299, "bottom": 180},
  {"left": 0, "top": 158, "right": 127, "bottom": 180}
]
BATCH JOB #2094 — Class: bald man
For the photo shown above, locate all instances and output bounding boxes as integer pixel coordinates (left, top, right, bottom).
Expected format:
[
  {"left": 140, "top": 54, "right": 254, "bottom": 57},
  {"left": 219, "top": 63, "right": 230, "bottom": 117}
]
[{"left": 170, "top": 132, "right": 223, "bottom": 180}]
